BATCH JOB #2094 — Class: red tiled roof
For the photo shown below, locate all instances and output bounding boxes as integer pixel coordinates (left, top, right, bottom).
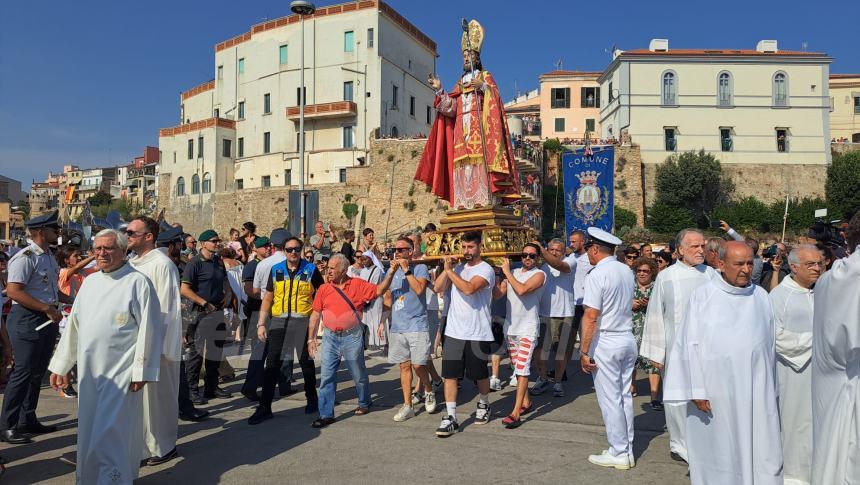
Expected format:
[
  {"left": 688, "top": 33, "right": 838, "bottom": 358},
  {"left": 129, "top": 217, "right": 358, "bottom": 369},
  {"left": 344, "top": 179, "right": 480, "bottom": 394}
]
[
  {"left": 540, "top": 70, "right": 602, "bottom": 78},
  {"left": 181, "top": 80, "right": 215, "bottom": 101},
  {"left": 214, "top": 0, "right": 436, "bottom": 55},
  {"left": 620, "top": 49, "right": 825, "bottom": 57}
]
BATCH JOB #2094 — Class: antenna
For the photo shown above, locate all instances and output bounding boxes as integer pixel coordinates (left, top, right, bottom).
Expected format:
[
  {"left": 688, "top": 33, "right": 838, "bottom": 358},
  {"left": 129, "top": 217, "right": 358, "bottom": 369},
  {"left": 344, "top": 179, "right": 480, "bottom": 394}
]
[
  {"left": 555, "top": 59, "right": 563, "bottom": 71},
  {"left": 801, "top": 41, "right": 808, "bottom": 52}
]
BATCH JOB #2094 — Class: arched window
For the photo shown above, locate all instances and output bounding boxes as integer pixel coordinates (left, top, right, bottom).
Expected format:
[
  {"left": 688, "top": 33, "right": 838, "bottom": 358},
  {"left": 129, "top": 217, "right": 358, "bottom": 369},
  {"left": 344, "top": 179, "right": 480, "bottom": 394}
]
[
  {"left": 390, "top": 125, "right": 399, "bottom": 138},
  {"left": 662, "top": 71, "right": 677, "bottom": 105},
  {"left": 191, "top": 174, "right": 200, "bottom": 194},
  {"left": 176, "top": 177, "right": 185, "bottom": 196},
  {"left": 773, "top": 72, "right": 788, "bottom": 106},
  {"left": 202, "top": 172, "right": 212, "bottom": 193},
  {"left": 718, "top": 72, "right": 732, "bottom": 106}
]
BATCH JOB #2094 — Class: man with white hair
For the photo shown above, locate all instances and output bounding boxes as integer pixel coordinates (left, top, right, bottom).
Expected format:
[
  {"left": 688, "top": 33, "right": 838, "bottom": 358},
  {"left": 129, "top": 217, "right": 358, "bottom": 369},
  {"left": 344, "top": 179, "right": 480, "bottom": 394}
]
[
  {"left": 770, "top": 244, "right": 821, "bottom": 485},
  {"left": 48, "top": 229, "right": 163, "bottom": 484},
  {"left": 811, "top": 212, "right": 860, "bottom": 484},
  {"left": 640, "top": 228, "right": 716, "bottom": 462},
  {"left": 307, "top": 253, "right": 394, "bottom": 428}
]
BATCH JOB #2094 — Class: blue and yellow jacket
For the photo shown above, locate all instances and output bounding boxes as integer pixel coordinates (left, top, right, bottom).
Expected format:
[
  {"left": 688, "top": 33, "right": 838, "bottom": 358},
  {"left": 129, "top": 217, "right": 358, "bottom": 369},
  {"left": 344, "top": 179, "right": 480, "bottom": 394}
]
[{"left": 270, "top": 259, "right": 318, "bottom": 318}]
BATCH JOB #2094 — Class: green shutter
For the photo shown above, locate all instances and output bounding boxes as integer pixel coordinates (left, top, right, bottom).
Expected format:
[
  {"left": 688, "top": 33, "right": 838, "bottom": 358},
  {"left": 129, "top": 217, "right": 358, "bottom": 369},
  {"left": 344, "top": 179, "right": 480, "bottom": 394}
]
[{"left": 279, "top": 45, "right": 288, "bottom": 65}]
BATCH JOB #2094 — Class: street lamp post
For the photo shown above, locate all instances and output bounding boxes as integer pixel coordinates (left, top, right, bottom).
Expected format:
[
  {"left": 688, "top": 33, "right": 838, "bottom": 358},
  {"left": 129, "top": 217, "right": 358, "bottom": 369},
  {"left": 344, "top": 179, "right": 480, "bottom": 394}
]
[{"left": 290, "top": 0, "right": 315, "bottom": 236}]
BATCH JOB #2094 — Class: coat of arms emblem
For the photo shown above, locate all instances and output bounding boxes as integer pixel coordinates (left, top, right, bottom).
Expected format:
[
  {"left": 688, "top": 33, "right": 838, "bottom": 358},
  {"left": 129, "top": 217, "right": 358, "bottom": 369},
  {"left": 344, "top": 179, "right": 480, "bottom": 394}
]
[{"left": 567, "top": 170, "right": 609, "bottom": 224}]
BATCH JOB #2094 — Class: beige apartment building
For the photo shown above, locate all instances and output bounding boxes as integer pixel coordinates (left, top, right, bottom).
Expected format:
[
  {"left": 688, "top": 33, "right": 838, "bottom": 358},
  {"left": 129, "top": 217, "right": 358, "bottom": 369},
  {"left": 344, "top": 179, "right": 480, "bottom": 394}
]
[
  {"left": 829, "top": 74, "right": 860, "bottom": 142},
  {"left": 539, "top": 70, "right": 602, "bottom": 140},
  {"left": 599, "top": 39, "right": 832, "bottom": 168},
  {"left": 158, "top": 0, "right": 437, "bottom": 205}
]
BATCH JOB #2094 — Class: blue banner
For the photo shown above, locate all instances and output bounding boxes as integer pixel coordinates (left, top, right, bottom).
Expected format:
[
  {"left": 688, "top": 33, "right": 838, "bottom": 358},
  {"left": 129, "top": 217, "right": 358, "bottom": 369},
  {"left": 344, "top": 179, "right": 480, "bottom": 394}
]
[{"left": 562, "top": 146, "right": 614, "bottom": 236}]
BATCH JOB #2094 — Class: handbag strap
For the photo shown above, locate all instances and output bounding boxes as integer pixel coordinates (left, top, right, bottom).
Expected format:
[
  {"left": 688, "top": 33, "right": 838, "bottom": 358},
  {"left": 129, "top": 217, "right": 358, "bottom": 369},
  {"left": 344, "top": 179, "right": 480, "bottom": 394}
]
[{"left": 331, "top": 284, "right": 363, "bottom": 327}]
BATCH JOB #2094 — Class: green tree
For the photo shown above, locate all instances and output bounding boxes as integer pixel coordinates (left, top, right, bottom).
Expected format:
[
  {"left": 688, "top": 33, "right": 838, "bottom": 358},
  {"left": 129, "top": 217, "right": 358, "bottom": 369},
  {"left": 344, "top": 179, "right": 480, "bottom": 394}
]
[
  {"left": 13, "top": 199, "right": 30, "bottom": 218},
  {"left": 543, "top": 138, "right": 563, "bottom": 154},
  {"left": 88, "top": 191, "right": 113, "bottom": 207},
  {"left": 825, "top": 151, "right": 860, "bottom": 220},
  {"left": 646, "top": 200, "right": 696, "bottom": 234},
  {"left": 654, "top": 150, "right": 734, "bottom": 227},
  {"left": 712, "top": 196, "right": 773, "bottom": 232},
  {"left": 614, "top": 206, "right": 638, "bottom": 229}
]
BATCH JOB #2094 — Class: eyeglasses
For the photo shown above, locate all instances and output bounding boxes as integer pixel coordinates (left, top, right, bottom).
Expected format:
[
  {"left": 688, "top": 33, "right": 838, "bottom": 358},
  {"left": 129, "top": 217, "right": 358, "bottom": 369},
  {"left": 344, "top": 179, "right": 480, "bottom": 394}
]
[
  {"left": 125, "top": 230, "right": 147, "bottom": 237},
  {"left": 521, "top": 253, "right": 538, "bottom": 260},
  {"left": 284, "top": 247, "right": 302, "bottom": 254},
  {"left": 636, "top": 269, "right": 652, "bottom": 274},
  {"left": 394, "top": 247, "right": 411, "bottom": 252},
  {"left": 626, "top": 255, "right": 638, "bottom": 260},
  {"left": 206, "top": 239, "right": 222, "bottom": 244},
  {"left": 187, "top": 240, "right": 197, "bottom": 245}
]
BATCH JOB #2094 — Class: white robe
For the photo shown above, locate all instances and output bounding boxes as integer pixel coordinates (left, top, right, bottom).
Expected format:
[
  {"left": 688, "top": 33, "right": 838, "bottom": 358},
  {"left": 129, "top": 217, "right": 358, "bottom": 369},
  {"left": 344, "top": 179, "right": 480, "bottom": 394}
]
[
  {"left": 811, "top": 248, "right": 860, "bottom": 485},
  {"left": 48, "top": 263, "right": 163, "bottom": 485},
  {"left": 359, "top": 265, "right": 385, "bottom": 346},
  {"left": 770, "top": 276, "right": 814, "bottom": 485},
  {"left": 130, "top": 249, "right": 183, "bottom": 459},
  {"left": 664, "top": 277, "right": 782, "bottom": 485},
  {"left": 639, "top": 260, "right": 716, "bottom": 459}
]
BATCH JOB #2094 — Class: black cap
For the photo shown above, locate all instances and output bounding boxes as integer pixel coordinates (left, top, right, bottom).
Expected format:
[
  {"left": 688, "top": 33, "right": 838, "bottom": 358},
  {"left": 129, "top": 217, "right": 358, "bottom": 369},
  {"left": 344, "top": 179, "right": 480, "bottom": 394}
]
[
  {"left": 26, "top": 210, "right": 60, "bottom": 229},
  {"left": 270, "top": 228, "right": 292, "bottom": 247},
  {"left": 156, "top": 226, "right": 184, "bottom": 244}
]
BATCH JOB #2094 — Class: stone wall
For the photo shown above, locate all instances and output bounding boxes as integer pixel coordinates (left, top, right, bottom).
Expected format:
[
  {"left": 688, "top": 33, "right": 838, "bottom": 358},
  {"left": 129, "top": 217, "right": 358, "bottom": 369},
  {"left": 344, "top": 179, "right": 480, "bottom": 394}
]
[
  {"left": 157, "top": 138, "right": 448, "bottom": 239},
  {"left": 831, "top": 142, "right": 860, "bottom": 157},
  {"left": 641, "top": 162, "right": 827, "bottom": 207}
]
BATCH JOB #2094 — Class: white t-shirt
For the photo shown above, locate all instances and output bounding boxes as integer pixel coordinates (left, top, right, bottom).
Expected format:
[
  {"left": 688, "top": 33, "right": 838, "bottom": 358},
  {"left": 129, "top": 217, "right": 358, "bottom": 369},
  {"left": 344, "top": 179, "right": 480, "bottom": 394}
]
[
  {"left": 445, "top": 261, "right": 495, "bottom": 341},
  {"left": 253, "top": 252, "right": 287, "bottom": 298},
  {"left": 539, "top": 253, "right": 578, "bottom": 317},
  {"left": 573, "top": 252, "right": 592, "bottom": 305},
  {"left": 505, "top": 267, "right": 545, "bottom": 337},
  {"left": 582, "top": 256, "right": 634, "bottom": 332}
]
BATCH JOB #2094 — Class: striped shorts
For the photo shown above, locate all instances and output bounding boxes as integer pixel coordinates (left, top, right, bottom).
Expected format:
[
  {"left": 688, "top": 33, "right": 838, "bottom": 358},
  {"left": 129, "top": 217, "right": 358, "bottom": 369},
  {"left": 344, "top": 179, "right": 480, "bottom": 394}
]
[{"left": 506, "top": 335, "right": 536, "bottom": 377}]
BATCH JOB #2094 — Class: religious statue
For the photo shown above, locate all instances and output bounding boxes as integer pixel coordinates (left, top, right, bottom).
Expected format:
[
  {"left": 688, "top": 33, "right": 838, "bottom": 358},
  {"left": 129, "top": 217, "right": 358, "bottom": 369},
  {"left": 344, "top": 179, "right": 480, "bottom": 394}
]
[{"left": 415, "top": 19, "right": 520, "bottom": 210}]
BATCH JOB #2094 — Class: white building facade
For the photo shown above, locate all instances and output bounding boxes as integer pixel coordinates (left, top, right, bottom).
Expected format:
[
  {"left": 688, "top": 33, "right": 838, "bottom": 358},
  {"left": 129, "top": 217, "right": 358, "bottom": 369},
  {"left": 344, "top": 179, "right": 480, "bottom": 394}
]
[
  {"left": 159, "top": 0, "right": 437, "bottom": 197},
  {"left": 598, "top": 39, "right": 832, "bottom": 167}
]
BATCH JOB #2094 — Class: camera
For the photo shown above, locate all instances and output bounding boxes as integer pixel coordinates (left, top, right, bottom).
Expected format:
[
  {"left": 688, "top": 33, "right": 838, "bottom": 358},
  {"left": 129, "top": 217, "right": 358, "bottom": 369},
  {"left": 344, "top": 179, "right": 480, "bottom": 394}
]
[
  {"left": 762, "top": 244, "right": 780, "bottom": 259},
  {"left": 809, "top": 209, "right": 845, "bottom": 249}
]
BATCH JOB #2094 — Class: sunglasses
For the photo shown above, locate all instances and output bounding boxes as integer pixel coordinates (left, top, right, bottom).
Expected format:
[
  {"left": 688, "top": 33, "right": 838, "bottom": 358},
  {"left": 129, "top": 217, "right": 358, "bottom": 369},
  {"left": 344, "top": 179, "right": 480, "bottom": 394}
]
[
  {"left": 284, "top": 247, "right": 302, "bottom": 253},
  {"left": 521, "top": 253, "right": 538, "bottom": 260},
  {"left": 394, "top": 247, "right": 411, "bottom": 252},
  {"left": 626, "top": 255, "right": 638, "bottom": 260},
  {"left": 636, "top": 269, "right": 651, "bottom": 273},
  {"left": 125, "top": 230, "right": 148, "bottom": 237}
]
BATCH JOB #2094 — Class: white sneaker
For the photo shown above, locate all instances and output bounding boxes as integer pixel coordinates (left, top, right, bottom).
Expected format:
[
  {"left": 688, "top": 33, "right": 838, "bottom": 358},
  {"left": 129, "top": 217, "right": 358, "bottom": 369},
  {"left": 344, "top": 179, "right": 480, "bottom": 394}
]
[
  {"left": 553, "top": 382, "right": 564, "bottom": 397},
  {"left": 411, "top": 392, "right": 423, "bottom": 406},
  {"left": 509, "top": 374, "right": 518, "bottom": 388},
  {"left": 489, "top": 375, "right": 502, "bottom": 392},
  {"left": 424, "top": 391, "right": 438, "bottom": 414},
  {"left": 587, "top": 450, "right": 631, "bottom": 470},
  {"left": 628, "top": 453, "right": 636, "bottom": 468},
  {"left": 393, "top": 405, "right": 415, "bottom": 422}
]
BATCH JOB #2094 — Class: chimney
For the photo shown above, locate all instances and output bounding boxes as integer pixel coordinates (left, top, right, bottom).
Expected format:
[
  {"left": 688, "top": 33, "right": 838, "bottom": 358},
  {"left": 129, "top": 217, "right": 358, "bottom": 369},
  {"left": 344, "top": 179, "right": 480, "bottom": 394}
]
[
  {"left": 649, "top": 39, "right": 669, "bottom": 52},
  {"left": 756, "top": 40, "right": 778, "bottom": 53}
]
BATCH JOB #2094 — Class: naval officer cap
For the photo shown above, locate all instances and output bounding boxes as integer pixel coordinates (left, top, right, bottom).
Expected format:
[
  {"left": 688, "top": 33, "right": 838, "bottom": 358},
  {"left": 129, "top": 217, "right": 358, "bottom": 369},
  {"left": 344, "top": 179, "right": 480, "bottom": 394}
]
[
  {"left": 586, "top": 227, "right": 622, "bottom": 249},
  {"left": 270, "top": 228, "right": 292, "bottom": 247},
  {"left": 26, "top": 210, "right": 60, "bottom": 229},
  {"left": 156, "top": 225, "right": 184, "bottom": 244}
]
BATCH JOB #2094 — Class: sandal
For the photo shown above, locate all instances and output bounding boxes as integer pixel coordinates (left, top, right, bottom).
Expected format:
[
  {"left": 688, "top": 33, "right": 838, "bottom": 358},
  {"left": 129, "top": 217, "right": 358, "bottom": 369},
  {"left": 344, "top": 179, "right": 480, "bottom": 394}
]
[
  {"left": 502, "top": 415, "right": 522, "bottom": 429},
  {"left": 520, "top": 403, "right": 534, "bottom": 415},
  {"left": 354, "top": 407, "right": 370, "bottom": 415}
]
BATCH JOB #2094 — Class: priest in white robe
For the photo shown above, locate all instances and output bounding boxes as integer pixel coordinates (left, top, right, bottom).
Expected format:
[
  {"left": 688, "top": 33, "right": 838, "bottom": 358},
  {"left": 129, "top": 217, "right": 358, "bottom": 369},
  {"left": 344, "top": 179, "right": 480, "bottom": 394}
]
[
  {"left": 770, "top": 245, "right": 821, "bottom": 485},
  {"left": 664, "top": 241, "right": 782, "bottom": 485},
  {"left": 128, "top": 217, "right": 183, "bottom": 466},
  {"left": 49, "top": 229, "right": 163, "bottom": 485},
  {"left": 811, "top": 214, "right": 860, "bottom": 485},
  {"left": 639, "top": 228, "right": 716, "bottom": 462}
]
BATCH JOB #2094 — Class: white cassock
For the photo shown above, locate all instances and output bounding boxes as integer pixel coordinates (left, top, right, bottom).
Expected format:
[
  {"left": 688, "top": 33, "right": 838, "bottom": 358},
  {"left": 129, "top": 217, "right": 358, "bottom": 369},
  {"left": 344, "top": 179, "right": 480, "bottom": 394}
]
[
  {"left": 639, "top": 261, "right": 716, "bottom": 460},
  {"left": 811, "top": 248, "right": 860, "bottom": 484},
  {"left": 130, "top": 249, "right": 183, "bottom": 459},
  {"left": 664, "top": 277, "right": 782, "bottom": 485},
  {"left": 770, "top": 276, "right": 814, "bottom": 485},
  {"left": 359, "top": 265, "right": 385, "bottom": 346},
  {"left": 48, "top": 263, "right": 163, "bottom": 484}
]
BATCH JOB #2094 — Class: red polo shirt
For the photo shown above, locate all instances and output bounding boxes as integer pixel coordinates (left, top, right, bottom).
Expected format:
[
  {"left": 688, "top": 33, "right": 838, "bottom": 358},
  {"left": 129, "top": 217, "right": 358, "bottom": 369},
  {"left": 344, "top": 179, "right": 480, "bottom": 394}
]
[{"left": 312, "top": 277, "right": 378, "bottom": 331}]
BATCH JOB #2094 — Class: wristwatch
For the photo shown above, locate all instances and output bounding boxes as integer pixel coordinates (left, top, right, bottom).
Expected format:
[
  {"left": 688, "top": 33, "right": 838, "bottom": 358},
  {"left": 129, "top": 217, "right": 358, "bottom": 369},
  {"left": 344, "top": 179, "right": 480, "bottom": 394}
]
[{"left": 404, "top": 269, "right": 413, "bottom": 276}]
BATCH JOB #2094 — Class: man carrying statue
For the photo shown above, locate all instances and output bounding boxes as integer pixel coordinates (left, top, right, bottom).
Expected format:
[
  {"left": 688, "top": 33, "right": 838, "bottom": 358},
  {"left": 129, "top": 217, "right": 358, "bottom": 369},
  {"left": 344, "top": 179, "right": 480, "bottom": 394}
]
[{"left": 416, "top": 19, "right": 520, "bottom": 210}]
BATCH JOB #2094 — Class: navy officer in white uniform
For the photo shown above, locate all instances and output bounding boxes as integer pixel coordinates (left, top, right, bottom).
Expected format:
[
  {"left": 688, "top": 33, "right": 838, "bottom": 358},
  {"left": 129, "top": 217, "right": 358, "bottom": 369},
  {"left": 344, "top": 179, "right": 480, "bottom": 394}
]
[
  {"left": 1, "top": 211, "right": 71, "bottom": 445},
  {"left": 579, "top": 227, "right": 637, "bottom": 470}
]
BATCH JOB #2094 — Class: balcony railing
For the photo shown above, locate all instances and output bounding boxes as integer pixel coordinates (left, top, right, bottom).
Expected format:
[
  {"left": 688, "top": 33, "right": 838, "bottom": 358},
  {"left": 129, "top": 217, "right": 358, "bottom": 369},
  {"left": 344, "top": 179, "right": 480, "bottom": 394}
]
[{"left": 286, "top": 101, "right": 357, "bottom": 120}]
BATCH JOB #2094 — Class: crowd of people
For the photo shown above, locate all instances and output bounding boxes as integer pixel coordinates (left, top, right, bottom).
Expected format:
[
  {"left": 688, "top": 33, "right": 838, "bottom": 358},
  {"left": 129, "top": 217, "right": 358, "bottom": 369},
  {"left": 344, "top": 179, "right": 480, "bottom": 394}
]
[{"left": 0, "top": 209, "right": 858, "bottom": 484}]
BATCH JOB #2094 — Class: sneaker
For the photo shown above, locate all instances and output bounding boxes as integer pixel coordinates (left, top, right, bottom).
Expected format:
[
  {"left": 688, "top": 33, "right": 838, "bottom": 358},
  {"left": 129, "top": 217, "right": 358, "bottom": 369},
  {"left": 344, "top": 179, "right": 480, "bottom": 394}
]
[
  {"left": 393, "top": 405, "right": 415, "bottom": 422},
  {"left": 530, "top": 376, "right": 550, "bottom": 396},
  {"left": 60, "top": 385, "right": 78, "bottom": 399},
  {"left": 424, "top": 392, "right": 438, "bottom": 414},
  {"left": 435, "top": 415, "right": 459, "bottom": 437},
  {"left": 509, "top": 374, "right": 518, "bottom": 388},
  {"left": 432, "top": 379, "right": 443, "bottom": 391},
  {"left": 411, "top": 391, "right": 424, "bottom": 406},
  {"left": 628, "top": 453, "right": 636, "bottom": 468},
  {"left": 489, "top": 376, "right": 502, "bottom": 392},
  {"left": 553, "top": 383, "right": 564, "bottom": 397},
  {"left": 587, "top": 450, "right": 631, "bottom": 470},
  {"left": 474, "top": 401, "right": 490, "bottom": 425}
]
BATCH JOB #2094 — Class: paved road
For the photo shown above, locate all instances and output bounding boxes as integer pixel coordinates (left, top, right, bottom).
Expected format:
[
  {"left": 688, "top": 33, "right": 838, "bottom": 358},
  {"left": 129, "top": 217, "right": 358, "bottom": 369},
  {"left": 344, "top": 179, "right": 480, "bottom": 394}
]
[{"left": 1, "top": 351, "right": 690, "bottom": 484}]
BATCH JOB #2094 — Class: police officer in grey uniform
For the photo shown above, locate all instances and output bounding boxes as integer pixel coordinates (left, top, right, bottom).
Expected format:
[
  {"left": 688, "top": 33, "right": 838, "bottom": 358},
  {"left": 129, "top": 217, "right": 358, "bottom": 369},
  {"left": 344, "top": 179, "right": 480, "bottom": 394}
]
[{"left": 1, "top": 211, "right": 71, "bottom": 444}]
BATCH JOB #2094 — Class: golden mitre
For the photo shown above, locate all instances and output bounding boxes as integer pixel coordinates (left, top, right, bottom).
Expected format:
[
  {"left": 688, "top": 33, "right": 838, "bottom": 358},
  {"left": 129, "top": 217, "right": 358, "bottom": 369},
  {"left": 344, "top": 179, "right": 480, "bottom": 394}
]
[{"left": 461, "top": 19, "right": 484, "bottom": 53}]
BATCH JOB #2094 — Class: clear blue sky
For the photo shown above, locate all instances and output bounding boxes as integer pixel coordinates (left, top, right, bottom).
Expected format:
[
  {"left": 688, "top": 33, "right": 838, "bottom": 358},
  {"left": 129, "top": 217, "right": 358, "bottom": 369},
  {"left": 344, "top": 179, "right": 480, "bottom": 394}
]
[{"left": 1, "top": 0, "right": 857, "bottom": 188}]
